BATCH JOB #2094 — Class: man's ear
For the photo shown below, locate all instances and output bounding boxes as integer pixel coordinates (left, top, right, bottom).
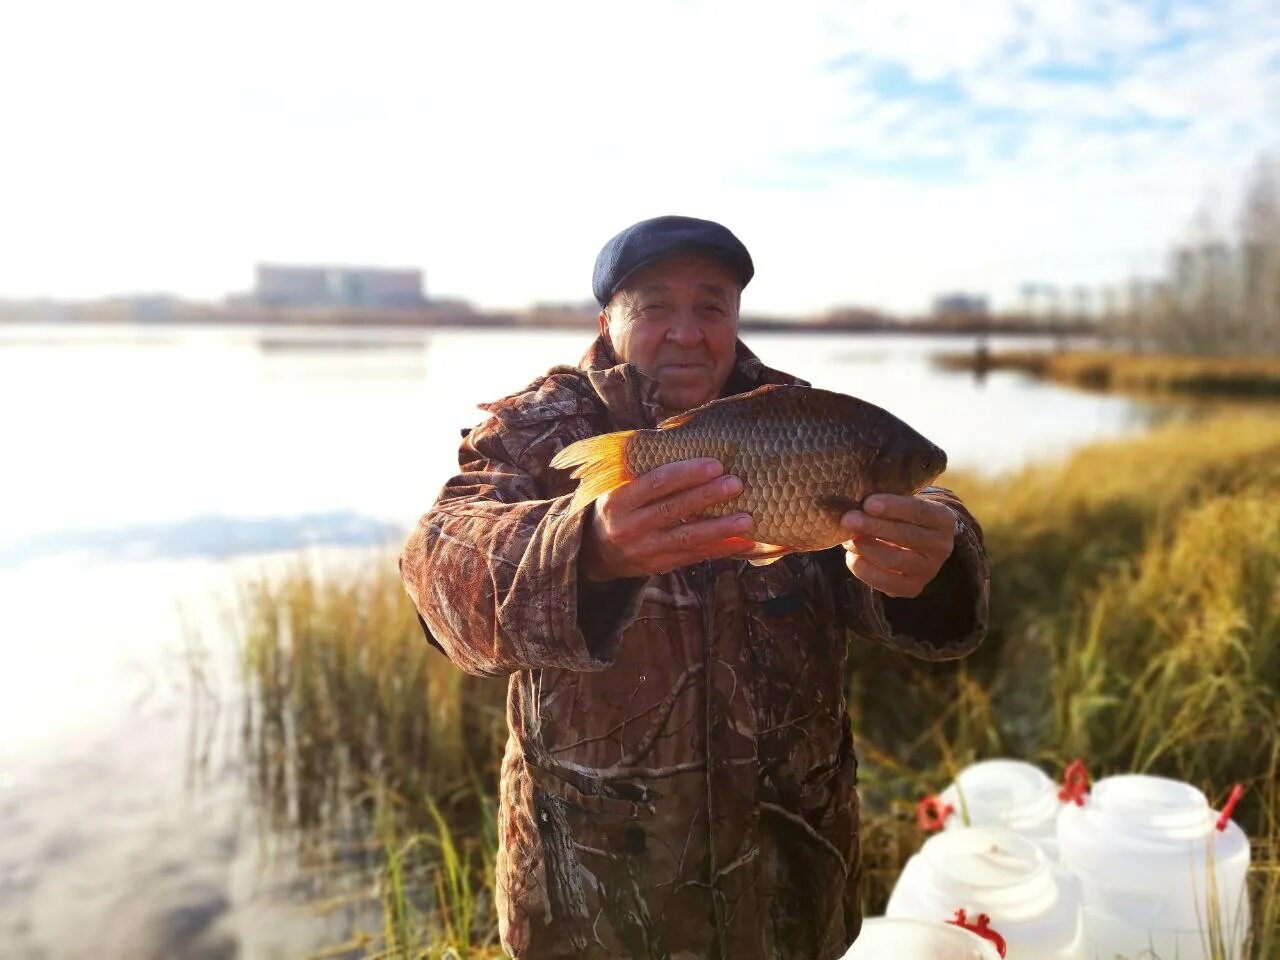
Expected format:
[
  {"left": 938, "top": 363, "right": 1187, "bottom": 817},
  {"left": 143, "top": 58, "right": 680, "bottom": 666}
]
[{"left": 597, "top": 309, "right": 610, "bottom": 339}]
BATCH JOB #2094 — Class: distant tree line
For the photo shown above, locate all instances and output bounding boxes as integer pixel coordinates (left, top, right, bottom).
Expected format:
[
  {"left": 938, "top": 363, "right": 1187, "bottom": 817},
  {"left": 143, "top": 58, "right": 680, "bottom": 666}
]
[{"left": 1108, "top": 154, "right": 1280, "bottom": 356}]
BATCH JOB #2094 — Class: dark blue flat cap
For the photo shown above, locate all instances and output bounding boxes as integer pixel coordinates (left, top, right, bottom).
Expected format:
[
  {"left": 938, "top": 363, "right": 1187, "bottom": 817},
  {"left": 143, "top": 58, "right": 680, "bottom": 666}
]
[{"left": 592, "top": 215, "right": 754, "bottom": 308}]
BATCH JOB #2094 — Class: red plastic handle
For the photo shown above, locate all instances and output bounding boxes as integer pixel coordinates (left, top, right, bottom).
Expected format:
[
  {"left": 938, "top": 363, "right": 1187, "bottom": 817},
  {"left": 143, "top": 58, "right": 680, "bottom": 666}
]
[
  {"left": 1058, "top": 758, "right": 1091, "bottom": 807},
  {"left": 916, "top": 794, "right": 955, "bottom": 832},
  {"left": 948, "top": 908, "right": 1008, "bottom": 958},
  {"left": 1216, "top": 784, "right": 1244, "bottom": 832}
]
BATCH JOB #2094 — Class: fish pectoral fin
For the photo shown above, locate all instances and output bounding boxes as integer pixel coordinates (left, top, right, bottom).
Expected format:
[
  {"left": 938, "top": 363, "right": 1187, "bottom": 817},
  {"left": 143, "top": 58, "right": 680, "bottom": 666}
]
[
  {"left": 729, "top": 541, "right": 794, "bottom": 566},
  {"left": 814, "top": 495, "right": 860, "bottom": 520}
]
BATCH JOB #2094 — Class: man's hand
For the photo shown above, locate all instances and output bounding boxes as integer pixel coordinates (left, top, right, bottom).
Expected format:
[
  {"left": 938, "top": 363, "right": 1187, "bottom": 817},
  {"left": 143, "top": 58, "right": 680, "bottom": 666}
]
[
  {"left": 840, "top": 494, "right": 956, "bottom": 598},
  {"left": 580, "top": 458, "right": 754, "bottom": 581}
]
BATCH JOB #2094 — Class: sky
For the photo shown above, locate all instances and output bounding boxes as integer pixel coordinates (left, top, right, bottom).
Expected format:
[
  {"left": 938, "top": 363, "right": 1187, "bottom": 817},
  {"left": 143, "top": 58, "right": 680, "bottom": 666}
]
[{"left": 2, "top": 0, "right": 1278, "bottom": 316}]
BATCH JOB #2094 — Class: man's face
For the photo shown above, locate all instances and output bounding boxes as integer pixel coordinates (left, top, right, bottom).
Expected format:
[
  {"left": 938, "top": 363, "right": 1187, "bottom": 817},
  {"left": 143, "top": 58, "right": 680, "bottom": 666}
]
[{"left": 599, "top": 253, "right": 741, "bottom": 414}]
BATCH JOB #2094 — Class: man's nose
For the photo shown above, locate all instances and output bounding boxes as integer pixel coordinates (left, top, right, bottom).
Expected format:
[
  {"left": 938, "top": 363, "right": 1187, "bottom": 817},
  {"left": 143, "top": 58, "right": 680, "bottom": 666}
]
[{"left": 666, "top": 309, "right": 705, "bottom": 347}]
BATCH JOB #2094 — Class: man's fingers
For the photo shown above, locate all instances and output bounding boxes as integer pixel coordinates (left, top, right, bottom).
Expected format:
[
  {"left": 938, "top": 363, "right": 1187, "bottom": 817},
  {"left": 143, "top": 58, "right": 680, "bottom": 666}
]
[
  {"left": 614, "top": 458, "right": 724, "bottom": 510},
  {"left": 864, "top": 494, "right": 955, "bottom": 531},
  {"left": 638, "top": 475, "right": 744, "bottom": 530},
  {"left": 621, "top": 516, "right": 753, "bottom": 573},
  {"left": 707, "top": 536, "right": 759, "bottom": 557},
  {"left": 841, "top": 511, "right": 952, "bottom": 557},
  {"left": 657, "top": 514, "right": 753, "bottom": 554},
  {"left": 589, "top": 460, "right": 751, "bottom": 577},
  {"left": 844, "top": 551, "right": 919, "bottom": 598},
  {"left": 844, "top": 536, "right": 930, "bottom": 578},
  {"left": 652, "top": 535, "right": 757, "bottom": 571}
]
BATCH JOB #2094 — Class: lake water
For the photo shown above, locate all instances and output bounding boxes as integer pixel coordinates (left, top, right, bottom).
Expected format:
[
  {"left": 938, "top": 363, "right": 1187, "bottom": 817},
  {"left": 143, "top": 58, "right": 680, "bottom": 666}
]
[{"left": 0, "top": 323, "right": 1170, "bottom": 957}]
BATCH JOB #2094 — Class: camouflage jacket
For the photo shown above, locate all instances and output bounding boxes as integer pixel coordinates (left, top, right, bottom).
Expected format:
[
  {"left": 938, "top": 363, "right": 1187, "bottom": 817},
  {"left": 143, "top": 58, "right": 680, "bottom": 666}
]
[{"left": 399, "top": 335, "right": 989, "bottom": 960}]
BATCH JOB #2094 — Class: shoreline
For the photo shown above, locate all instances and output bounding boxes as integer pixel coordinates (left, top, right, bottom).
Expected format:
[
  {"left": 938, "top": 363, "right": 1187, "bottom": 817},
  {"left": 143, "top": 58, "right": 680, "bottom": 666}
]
[
  {"left": 0, "top": 303, "right": 1097, "bottom": 338},
  {"left": 937, "top": 348, "right": 1280, "bottom": 397}
]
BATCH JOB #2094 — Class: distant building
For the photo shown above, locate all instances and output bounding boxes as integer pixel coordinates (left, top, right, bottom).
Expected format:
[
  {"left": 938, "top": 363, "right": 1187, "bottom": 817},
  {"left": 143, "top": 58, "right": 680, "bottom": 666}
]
[
  {"left": 254, "top": 264, "right": 426, "bottom": 308},
  {"left": 932, "top": 293, "right": 989, "bottom": 317}
]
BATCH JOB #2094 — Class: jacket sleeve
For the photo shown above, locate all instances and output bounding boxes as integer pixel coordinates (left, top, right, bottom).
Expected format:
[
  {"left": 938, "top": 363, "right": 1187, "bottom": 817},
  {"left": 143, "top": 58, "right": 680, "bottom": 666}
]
[
  {"left": 838, "top": 486, "right": 990, "bottom": 662},
  {"left": 399, "top": 411, "right": 645, "bottom": 678}
]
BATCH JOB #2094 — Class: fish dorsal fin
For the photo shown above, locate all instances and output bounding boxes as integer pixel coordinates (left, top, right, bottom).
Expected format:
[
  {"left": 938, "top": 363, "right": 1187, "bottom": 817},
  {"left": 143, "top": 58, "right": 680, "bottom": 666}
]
[
  {"left": 656, "top": 407, "right": 703, "bottom": 430},
  {"left": 656, "top": 384, "right": 790, "bottom": 431}
]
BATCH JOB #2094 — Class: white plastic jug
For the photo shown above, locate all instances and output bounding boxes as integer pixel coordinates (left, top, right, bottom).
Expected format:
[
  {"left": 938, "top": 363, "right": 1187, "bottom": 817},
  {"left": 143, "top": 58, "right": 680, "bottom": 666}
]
[
  {"left": 844, "top": 917, "right": 1002, "bottom": 959},
  {"left": 940, "top": 759, "right": 1062, "bottom": 858},
  {"left": 1056, "top": 774, "right": 1250, "bottom": 960},
  {"left": 887, "top": 826, "right": 1086, "bottom": 959}
]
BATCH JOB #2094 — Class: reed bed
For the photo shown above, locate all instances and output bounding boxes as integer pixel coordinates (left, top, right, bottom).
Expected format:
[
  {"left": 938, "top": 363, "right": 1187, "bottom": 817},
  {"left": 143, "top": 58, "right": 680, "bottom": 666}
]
[
  {"left": 936, "top": 349, "right": 1280, "bottom": 397},
  {"left": 237, "top": 559, "right": 507, "bottom": 957},
  {"left": 240, "top": 412, "right": 1280, "bottom": 958}
]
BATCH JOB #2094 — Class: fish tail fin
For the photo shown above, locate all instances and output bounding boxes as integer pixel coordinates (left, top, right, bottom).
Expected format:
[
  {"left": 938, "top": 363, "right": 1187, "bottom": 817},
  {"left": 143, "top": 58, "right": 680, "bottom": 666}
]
[{"left": 550, "top": 430, "right": 638, "bottom": 513}]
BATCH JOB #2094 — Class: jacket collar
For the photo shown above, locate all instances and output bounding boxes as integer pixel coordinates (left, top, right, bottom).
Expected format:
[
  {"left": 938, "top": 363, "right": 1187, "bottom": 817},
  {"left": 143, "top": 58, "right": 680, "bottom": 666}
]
[{"left": 578, "top": 333, "right": 809, "bottom": 430}]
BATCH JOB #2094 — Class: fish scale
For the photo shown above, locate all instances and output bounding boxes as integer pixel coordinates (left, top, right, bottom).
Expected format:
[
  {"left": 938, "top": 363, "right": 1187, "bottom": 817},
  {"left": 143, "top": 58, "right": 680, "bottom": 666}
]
[{"left": 551, "top": 384, "right": 947, "bottom": 560}]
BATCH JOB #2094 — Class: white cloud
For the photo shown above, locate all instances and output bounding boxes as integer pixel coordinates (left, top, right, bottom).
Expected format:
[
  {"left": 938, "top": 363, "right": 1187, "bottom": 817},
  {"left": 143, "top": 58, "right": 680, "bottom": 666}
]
[{"left": 0, "top": 0, "right": 1277, "bottom": 314}]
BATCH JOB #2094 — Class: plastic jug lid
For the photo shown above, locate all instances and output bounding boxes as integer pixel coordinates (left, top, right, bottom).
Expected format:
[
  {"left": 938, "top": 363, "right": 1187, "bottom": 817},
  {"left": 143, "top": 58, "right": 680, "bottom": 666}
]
[
  {"left": 943, "top": 760, "right": 1058, "bottom": 829},
  {"left": 918, "top": 827, "right": 1062, "bottom": 921},
  {"left": 1090, "top": 775, "right": 1214, "bottom": 839}
]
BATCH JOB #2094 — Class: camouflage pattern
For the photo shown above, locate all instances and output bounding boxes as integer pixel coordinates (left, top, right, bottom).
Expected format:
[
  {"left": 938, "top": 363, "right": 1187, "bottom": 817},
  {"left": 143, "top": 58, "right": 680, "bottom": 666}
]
[{"left": 399, "top": 335, "right": 990, "bottom": 960}]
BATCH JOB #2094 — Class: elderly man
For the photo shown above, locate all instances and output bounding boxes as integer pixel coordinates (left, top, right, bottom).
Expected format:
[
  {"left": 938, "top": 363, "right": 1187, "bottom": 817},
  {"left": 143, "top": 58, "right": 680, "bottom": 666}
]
[{"left": 399, "top": 215, "right": 989, "bottom": 960}]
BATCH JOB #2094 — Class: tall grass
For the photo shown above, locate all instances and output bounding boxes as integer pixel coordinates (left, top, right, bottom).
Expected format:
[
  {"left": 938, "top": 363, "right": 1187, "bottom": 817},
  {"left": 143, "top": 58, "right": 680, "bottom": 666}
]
[
  {"left": 239, "top": 561, "right": 506, "bottom": 830},
  {"left": 237, "top": 561, "right": 507, "bottom": 956},
  {"left": 365, "top": 789, "right": 500, "bottom": 960},
  {"left": 241, "top": 412, "right": 1280, "bottom": 957}
]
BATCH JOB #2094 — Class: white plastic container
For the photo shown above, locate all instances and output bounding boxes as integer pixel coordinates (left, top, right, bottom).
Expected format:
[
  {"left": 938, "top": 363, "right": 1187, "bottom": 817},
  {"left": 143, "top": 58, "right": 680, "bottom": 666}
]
[
  {"left": 887, "top": 826, "right": 1086, "bottom": 959},
  {"left": 1056, "top": 774, "right": 1251, "bottom": 960},
  {"left": 940, "top": 759, "right": 1062, "bottom": 859},
  {"left": 844, "top": 917, "right": 1002, "bottom": 959}
]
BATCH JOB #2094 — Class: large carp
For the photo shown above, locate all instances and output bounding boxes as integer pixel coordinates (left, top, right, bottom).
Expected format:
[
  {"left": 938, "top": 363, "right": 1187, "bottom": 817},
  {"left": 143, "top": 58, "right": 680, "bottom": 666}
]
[{"left": 550, "top": 383, "right": 947, "bottom": 566}]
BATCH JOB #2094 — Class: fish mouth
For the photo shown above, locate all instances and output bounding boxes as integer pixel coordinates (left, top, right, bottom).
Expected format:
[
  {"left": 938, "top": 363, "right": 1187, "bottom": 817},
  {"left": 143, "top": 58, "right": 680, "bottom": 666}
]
[
  {"left": 917, "top": 445, "right": 948, "bottom": 491},
  {"left": 913, "top": 461, "right": 948, "bottom": 494},
  {"left": 913, "top": 477, "right": 943, "bottom": 494}
]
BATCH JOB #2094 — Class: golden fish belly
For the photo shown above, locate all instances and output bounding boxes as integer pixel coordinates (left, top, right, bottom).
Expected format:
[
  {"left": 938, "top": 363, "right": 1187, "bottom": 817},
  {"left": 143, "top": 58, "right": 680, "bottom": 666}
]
[{"left": 627, "top": 427, "right": 854, "bottom": 552}]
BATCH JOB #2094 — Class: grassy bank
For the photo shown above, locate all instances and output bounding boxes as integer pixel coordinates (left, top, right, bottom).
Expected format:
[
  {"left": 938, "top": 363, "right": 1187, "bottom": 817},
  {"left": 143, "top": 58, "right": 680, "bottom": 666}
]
[
  {"left": 239, "top": 412, "right": 1280, "bottom": 958},
  {"left": 851, "top": 412, "right": 1280, "bottom": 954},
  {"left": 936, "top": 348, "right": 1280, "bottom": 397}
]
